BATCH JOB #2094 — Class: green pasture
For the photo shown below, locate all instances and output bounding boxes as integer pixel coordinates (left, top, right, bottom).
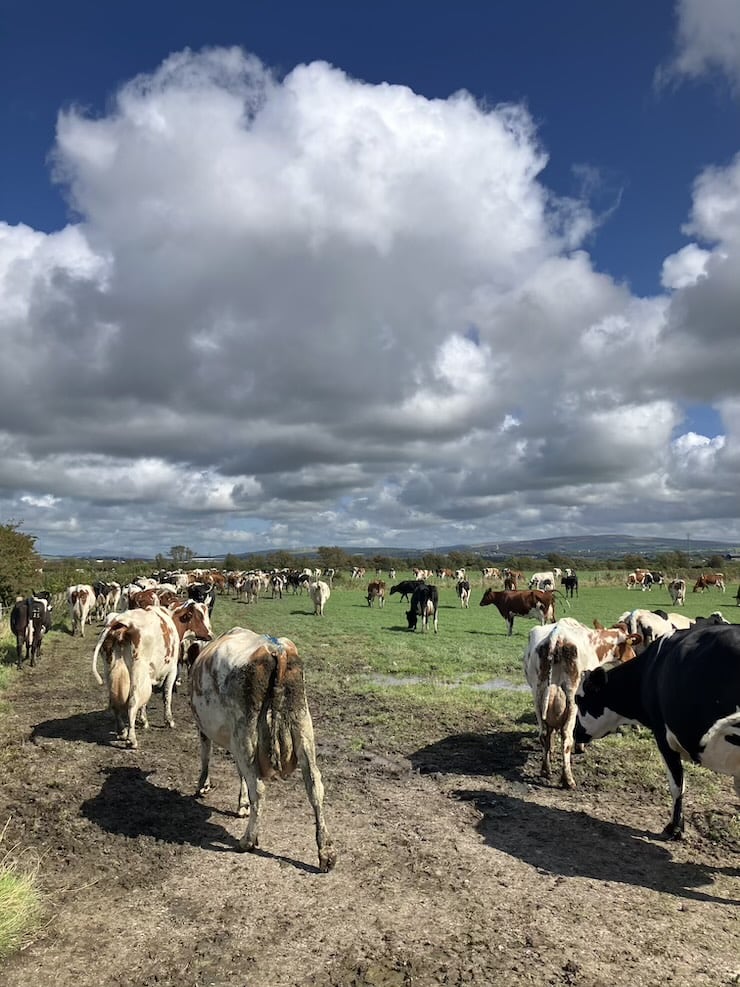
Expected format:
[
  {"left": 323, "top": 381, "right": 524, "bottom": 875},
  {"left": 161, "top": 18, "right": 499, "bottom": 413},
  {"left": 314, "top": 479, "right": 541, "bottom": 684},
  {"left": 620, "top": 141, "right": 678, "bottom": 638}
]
[{"left": 196, "top": 573, "right": 739, "bottom": 693}]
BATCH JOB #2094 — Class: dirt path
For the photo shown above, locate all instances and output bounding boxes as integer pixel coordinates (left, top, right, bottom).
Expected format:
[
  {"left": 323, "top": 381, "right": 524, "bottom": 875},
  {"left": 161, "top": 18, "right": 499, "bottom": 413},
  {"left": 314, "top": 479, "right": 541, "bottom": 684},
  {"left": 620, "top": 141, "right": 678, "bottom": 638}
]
[{"left": 1, "top": 626, "right": 738, "bottom": 987}]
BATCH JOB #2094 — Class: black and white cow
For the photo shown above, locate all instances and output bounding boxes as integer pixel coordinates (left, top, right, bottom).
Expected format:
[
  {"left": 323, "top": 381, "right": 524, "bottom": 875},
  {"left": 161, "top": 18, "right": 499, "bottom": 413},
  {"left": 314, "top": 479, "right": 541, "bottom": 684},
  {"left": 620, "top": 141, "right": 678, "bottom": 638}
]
[
  {"left": 576, "top": 623, "right": 740, "bottom": 839},
  {"left": 188, "top": 581, "right": 216, "bottom": 616},
  {"left": 561, "top": 573, "right": 579, "bottom": 598},
  {"left": 10, "top": 595, "right": 53, "bottom": 668},
  {"left": 406, "top": 584, "right": 439, "bottom": 633},
  {"left": 456, "top": 579, "right": 471, "bottom": 608}
]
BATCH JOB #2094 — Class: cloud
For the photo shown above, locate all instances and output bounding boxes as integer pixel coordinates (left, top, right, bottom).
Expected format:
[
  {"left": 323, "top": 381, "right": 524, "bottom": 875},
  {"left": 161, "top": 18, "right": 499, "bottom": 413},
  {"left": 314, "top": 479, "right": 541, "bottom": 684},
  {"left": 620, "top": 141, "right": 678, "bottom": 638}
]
[
  {"left": 659, "top": 0, "right": 740, "bottom": 93},
  {"left": 1, "top": 45, "right": 739, "bottom": 555}
]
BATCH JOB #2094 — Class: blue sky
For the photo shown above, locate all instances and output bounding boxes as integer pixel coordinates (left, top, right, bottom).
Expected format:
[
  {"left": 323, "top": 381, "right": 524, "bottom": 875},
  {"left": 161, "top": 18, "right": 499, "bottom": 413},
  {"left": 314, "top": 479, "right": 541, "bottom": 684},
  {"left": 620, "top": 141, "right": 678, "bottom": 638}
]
[{"left": 1, "top": 0, "right": 739, "bottom": 556}]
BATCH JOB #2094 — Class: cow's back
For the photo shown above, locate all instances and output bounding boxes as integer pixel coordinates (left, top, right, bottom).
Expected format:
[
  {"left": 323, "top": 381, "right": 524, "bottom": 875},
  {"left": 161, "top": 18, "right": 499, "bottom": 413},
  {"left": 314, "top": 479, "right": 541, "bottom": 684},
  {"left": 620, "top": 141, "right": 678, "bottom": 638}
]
[
  {"left": 189, "top": 627, "right": 305, "bottom": 779},
  {"left": 645, "top": 625, "right": 740, "bottom": 752}
]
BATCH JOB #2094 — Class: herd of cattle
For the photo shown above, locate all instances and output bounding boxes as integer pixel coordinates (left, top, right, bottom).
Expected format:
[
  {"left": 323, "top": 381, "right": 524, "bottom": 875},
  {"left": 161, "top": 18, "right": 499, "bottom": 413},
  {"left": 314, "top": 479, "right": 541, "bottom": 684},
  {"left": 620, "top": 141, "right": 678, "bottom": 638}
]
[{"left": 5, "top": 563, "right": 740, "bottom": 865}]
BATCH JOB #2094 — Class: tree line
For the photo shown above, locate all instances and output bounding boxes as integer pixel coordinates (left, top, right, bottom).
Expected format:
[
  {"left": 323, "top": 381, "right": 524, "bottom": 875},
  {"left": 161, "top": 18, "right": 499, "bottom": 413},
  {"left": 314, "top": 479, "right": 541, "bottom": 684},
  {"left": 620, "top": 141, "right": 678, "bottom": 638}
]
[{"left": 0, "top": 525, "right": 735, "bottom": 607}]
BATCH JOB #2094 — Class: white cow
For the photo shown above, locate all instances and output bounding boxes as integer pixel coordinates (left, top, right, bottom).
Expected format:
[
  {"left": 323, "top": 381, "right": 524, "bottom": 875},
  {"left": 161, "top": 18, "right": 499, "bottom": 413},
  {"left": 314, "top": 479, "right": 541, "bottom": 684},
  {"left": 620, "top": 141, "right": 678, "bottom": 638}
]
[
  {"left": 310, "top": 580, "right": 331, "bottom": 616},
  {"left": 186, "top": 627, "right": 336, "bottom": 871},
  {"left": 67, "top": 584, "right": 96, "bottom": 637}
]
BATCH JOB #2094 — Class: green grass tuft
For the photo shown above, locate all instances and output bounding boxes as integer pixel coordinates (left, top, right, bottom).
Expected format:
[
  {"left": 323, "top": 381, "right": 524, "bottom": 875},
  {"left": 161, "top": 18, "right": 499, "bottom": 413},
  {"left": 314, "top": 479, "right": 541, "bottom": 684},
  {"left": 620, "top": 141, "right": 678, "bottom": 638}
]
[{"left": 0, "top": 823, "right": 44, "bottom": 960}]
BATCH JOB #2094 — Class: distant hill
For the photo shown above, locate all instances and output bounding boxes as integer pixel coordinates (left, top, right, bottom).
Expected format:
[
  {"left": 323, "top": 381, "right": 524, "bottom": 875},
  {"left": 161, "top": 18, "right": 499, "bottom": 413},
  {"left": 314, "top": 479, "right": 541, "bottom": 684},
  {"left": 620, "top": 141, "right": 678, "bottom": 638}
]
[
  {"left": 435, "top": 534, "right": 737, "bottom": 560},
  {"left": 44, "top": 533, "right": 739, "bottom": 565}
]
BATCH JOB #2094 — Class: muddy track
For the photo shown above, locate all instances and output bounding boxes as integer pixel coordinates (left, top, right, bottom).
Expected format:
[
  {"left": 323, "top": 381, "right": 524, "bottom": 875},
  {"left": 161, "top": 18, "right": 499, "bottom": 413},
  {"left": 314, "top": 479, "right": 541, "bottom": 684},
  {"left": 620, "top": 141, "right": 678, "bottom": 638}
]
[{"left": 1, "top": 623, "right": 738, "bottom": 987}]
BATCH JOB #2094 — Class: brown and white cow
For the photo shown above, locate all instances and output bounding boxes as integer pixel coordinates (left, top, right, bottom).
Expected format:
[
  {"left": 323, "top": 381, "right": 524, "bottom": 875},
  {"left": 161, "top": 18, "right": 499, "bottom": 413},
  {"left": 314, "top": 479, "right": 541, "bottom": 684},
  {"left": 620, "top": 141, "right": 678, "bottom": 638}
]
[
  {"left": 479, "top": 589, "right": 555, "bottom": 636},
  {"left": 524, "top": 617, "right": 640, "bottom": 789},
  {"left": 128, "top": 588, "right": 161, "bottom": 609},
  {"left": 67, "top": 584, "right": 96, "bottom": 637},
  {"left": 693, "top": 572, "right": 726, "bottom": 593},
  {"left": 186, "top": 627, "right": 336, "bottom": 872},
  {"left": 366, "top": 580, "right": 386, "bottom": 608},
  {"left": 91, "top": 601, "right": 212, "bottom": 748}
]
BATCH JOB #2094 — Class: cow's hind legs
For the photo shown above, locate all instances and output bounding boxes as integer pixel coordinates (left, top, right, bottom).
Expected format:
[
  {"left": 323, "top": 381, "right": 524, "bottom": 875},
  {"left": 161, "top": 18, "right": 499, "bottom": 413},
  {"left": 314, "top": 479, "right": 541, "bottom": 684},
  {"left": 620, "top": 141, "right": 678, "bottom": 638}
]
[
  {"left": 237, "top": 771, "right": 264, "bottom": 852},
  {"left": 296, "top": 720, "right": 337, "bottom": 872},
  {"left": 237, "top": 774, "right": 249, "bottom": 817},
  {"left": 195, "top": 732, "right": 213, "bottom": 796}
]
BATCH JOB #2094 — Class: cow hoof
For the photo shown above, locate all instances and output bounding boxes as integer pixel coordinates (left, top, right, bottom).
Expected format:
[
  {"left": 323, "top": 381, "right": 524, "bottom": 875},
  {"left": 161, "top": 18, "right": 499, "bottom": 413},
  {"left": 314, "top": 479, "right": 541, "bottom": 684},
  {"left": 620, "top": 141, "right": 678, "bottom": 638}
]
[
  {"left": 319, "top": 847, "right": 337, "bottom": 872},
  {"left": 166, "top": 721, "right": 175, "bottom": 729},
  {"left": 126, "top": 740, "right": 138, "bottom": 750},
  {"left": 237, "top": 805, "right": 249, "bottom": 818},
  {"left": 196, "top": 784, "right": 212, "bottom": 798},
  {"left": 238, "top": 838, "right": 258, "bottom": 853},
  {"left": 560, "top": 777, "right": 576, "bottom": 790},
  {"left": 660, "top": 824, "right": 684, "bottom": 841}
]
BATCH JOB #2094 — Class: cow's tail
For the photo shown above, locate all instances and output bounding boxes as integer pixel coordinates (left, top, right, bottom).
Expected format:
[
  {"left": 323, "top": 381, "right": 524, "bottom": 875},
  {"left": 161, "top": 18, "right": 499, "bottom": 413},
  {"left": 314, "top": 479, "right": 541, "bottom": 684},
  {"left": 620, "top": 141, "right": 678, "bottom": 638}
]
[
  {"left": 258, "top": 642, "right": 297, "bottom": 779},
  {"left": 91, "top": 630, "right": 108, "bottom": 685},
  {"left": 92, "top": 622, "right": 131, "bottom": 686},
  {"left": 535, "top": 636, "right": 556, "bottom": 727}
]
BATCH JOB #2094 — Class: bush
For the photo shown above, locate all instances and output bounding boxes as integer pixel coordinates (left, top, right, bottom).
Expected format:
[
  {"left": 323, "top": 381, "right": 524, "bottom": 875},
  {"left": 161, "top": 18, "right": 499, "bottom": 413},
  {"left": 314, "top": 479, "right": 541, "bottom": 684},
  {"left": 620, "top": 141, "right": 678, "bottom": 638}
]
[{"left": 0, "top": 523, "right": 43, "bottom": 608}]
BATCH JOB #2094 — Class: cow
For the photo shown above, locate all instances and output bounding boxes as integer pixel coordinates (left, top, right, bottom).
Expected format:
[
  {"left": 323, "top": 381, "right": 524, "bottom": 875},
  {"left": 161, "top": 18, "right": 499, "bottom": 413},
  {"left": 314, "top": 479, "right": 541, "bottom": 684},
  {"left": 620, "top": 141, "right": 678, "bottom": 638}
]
[
  {"left": 456, "top": 579, "right": 471, "bottom": 608},
  {"left": 667, "top": 578, "right": 686, "bottom": 607},
  {"left": 10, "top": 596, "right": 53, "bottom": 668},
  {"left": 389, "top": 579, "right": 423, "bottom": 602},
  {"left": 626, "top": 570, "right": 652, "bottom": 591},
  {"left": 479, "top": 589, "right": 555, "bottom": 636},
  {"left": 67, "top": 584, "right": 96, "bottom": 637},
  {"left": 561, "top": 573, "right": 579, "bottom": 598},
  {"left": 188, "top": 581, "right": 216, "bottom": 615},
  {"left": 310, "top": 580, "right": 331, "bottom": 616},
  {"left": 406, "top": 584, "right": 439, "bottom": 633},
  {"left": 617, "top": 609, "right": 675, "bottom": 653},
  {"left": 366, "top": 580, "right": 386, "bottom": 608},
  {"left": 128, "top": 588, "right": 161, "bottom": 609},
  {"left": 91, "top": 601, "right": 212, "bottom": 748},
  {"left": 529, "top": 571, "right": 556, "bottom": 591},
  {"left": 482, "top": 567, "right": 501, "bottom": 582},
  {"left": 693, "top": 573, "right": 725, "bottom": 593},
  {"left": 185, "top": 627, "right": 336, "bottom": 871},
  {"left": 93, "top": 580, "right": 122, "bottom": 620},
  {"left": 576, "top": 623, "right": 740, "bottom": 839},
  {"left": 524, "top": 617, "right": 640, "bottom": 789}
]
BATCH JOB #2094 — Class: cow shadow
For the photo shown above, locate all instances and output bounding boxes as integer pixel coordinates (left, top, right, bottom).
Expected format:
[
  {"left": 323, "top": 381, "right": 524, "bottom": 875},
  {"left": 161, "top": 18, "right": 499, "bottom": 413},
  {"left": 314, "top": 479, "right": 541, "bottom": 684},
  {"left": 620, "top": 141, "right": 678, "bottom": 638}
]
[
  {"left": 410, "top": 729, "right": 533, "bottom": 780},
  {"left": 31, "top": 708, "right": 118, "bottom": 747},
  {"left": 452, "top": 788, "right": 740, "bottom": 905},
  {"left": 81, "top": 765, "right": 238, "bottom": 850},
  {"left": 81, "top": 766, "right": 321, "bottom": 871}
]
